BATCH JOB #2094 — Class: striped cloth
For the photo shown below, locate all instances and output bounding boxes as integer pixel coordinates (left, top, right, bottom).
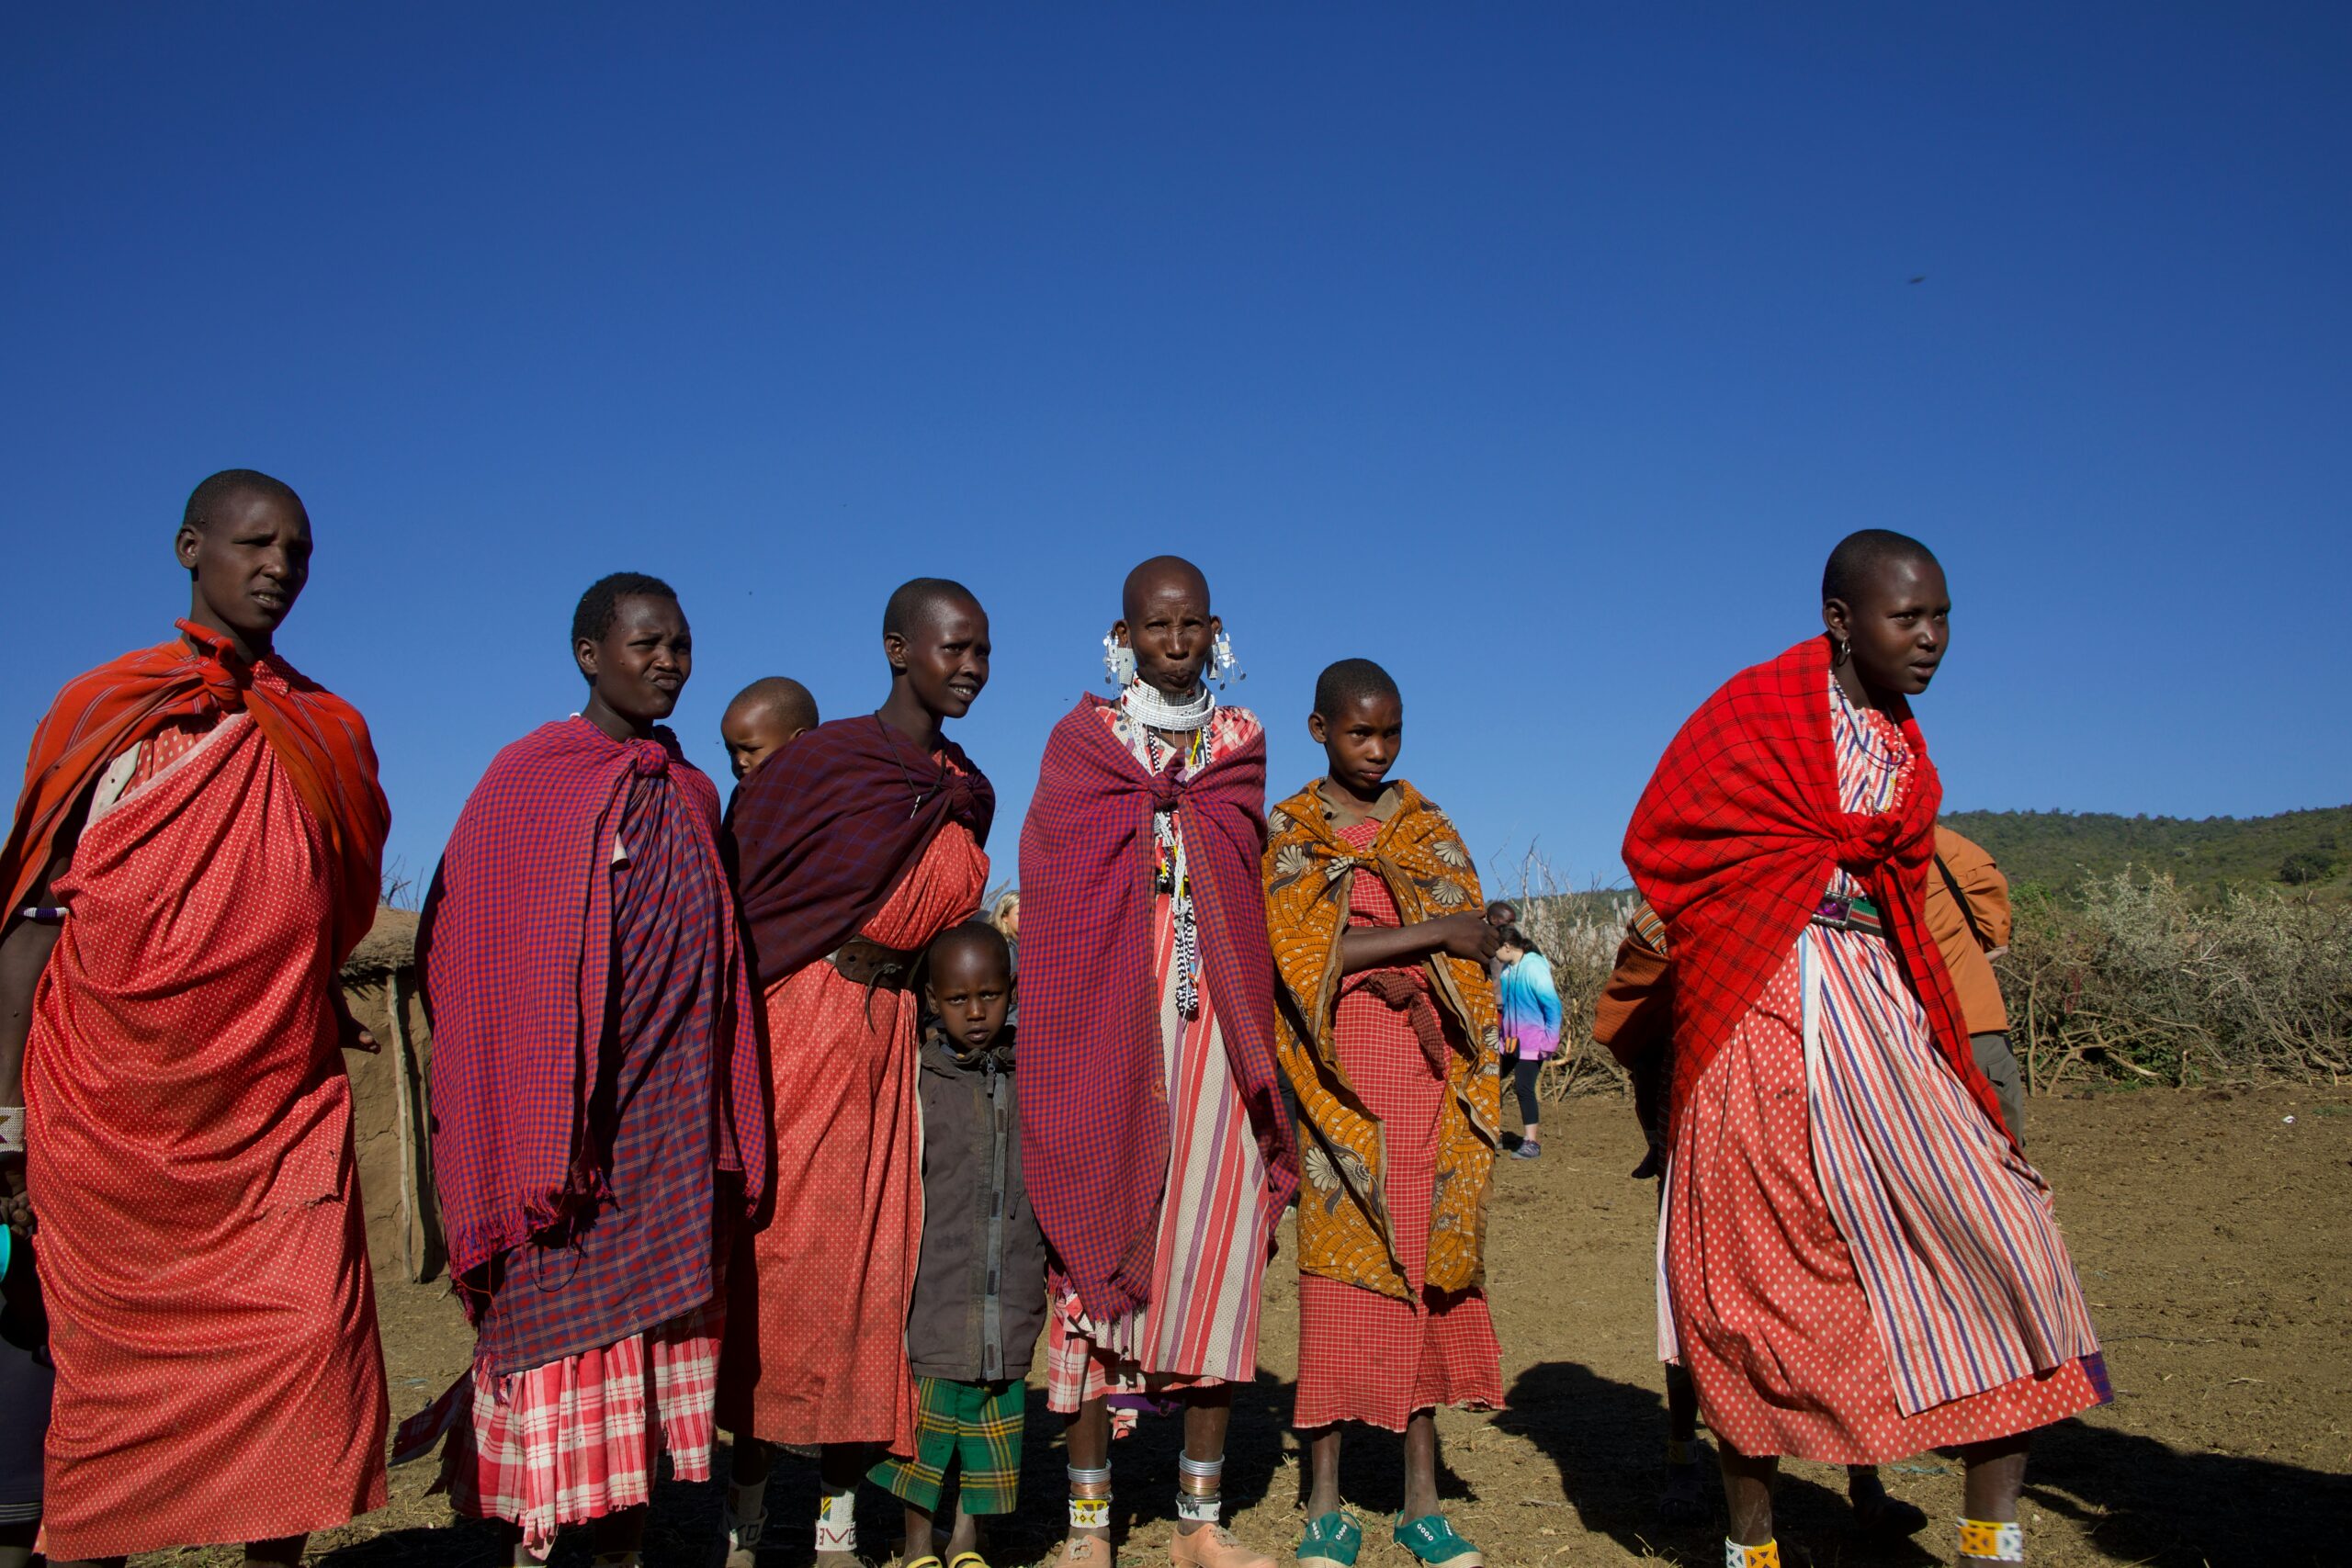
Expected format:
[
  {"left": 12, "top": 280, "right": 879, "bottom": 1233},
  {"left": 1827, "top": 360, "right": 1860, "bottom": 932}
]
[
  {"left": 1044, "top": 880, "right": 1275, "bottom": 1394},
  {"left": 1657, "top": 677, "right": 2105, "bottom": 1463},
  {"left": 1019, "top": 696, "right": 1295, "bottom": 1332},
  {"left": 1623, "top": 636, "right": 2005, "bottom": 1144},
  {"left": 868, "top": 1377, "right": 1025, "bottom": 1515},
  {"left": 392, "top": 1297, "right": 722, "bottom": 1559}
]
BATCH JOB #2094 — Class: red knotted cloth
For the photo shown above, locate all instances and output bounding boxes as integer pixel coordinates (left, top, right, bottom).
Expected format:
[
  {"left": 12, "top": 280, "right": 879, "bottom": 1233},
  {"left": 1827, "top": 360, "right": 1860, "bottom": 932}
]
[
  {"left": 1018, "top": 696, "right": 1298, "bottom": 1325},
  {"left": 0, "top": 619, "right": 387, "bottom": 963},
  {"left": 1622, "top": 636, "right": 2008, "bottom": 1143}
]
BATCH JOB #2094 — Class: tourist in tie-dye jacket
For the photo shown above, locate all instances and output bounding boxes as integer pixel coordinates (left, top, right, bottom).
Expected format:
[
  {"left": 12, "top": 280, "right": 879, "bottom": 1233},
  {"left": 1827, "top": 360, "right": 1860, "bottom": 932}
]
[{"left": 1492, "top": 929, "right": 1560, "bottom": 1159}]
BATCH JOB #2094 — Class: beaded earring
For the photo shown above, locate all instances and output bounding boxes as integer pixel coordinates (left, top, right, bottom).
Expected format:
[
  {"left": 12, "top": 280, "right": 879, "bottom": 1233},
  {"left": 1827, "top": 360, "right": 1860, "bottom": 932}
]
[
  {"left": 1102, "top": 632, "right": 1137, "bottom": 688},
  {"left": 1210, "top": 629, "right": 1243, "bottom": 688}
]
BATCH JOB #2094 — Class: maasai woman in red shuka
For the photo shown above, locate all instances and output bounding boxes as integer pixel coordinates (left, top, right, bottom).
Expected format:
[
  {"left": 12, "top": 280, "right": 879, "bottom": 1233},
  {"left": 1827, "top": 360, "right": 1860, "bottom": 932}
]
[
  {"left": 1021, "top": 558, "right": 1297, "bottom": 1568},
  {"left": 395, "top": 573, "right": 767, "bottom": 1568},
  {"left": 1623, "top": 531, "right": 2106, "bottom": 1568},
  {"left": 0, "top": 471, "right": 390, "bottom": 1566},
  {"left": 717, "top": 579, "right": 994, "bottom": 1568}
]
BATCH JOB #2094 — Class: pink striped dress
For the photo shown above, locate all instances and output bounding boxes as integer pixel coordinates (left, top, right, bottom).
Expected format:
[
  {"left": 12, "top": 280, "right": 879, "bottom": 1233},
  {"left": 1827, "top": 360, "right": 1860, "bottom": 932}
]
[
  {"left": 1657, "top": 678, "right": 2108, "bottom": 1463},
  {"left": 1043, "top": 704, "right": 1278, "bottom": 1429}
]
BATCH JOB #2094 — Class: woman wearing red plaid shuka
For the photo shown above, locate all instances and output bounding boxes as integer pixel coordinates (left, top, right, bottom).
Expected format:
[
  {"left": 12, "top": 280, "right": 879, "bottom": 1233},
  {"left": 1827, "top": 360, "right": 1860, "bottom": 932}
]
[
  {"left": 1622, "top": 530, "right": 2108, "bottom": 1568},
  {"left": 1019, "top": 557, "right": 1299, "bottom": 1568},
  {"left": 398, "top": 573, "right": 769, "bottom": 1568}
]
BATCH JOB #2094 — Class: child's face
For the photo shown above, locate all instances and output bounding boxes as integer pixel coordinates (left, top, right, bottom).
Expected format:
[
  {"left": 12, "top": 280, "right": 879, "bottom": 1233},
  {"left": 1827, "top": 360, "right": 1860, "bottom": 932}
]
[
  {"left": 720, "top": 704, "right": 795, "bottom": 781},
  {"left": 1308, "top": 691, "right": 1403, "bottom": 799},
  {"left": 926, "top": 943, "right": 1012, "bottom": 1052}
]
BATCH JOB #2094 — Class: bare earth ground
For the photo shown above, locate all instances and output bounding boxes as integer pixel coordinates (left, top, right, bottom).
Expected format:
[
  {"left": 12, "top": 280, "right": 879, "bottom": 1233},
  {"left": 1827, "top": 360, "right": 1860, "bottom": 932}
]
[{"left": 128, "top": 1088, "right": 2351, "bottom": 1568}]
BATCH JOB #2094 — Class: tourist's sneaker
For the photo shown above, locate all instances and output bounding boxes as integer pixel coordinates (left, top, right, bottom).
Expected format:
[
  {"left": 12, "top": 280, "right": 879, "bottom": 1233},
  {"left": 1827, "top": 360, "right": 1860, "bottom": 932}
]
[
  {"left": 1511, "top": 1139, "right": 1543, "bottom": 1161},
  {"left": 1170, "top": 1524, "right": 1276, "bottom": 1568}
]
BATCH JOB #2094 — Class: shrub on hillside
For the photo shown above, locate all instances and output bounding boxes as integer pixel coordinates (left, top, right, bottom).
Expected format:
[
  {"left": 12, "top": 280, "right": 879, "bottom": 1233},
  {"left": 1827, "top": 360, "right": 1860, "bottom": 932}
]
[{"left": 2000, "top": 871, "right": 2351, "bottom": 1089}]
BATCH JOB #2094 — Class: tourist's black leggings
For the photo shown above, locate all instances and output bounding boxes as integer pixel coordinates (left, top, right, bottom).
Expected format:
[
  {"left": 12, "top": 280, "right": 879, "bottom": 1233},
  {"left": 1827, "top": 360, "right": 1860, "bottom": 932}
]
[{"left": 1507, "top": 1053, "right": 1543, "bottom": 1127}]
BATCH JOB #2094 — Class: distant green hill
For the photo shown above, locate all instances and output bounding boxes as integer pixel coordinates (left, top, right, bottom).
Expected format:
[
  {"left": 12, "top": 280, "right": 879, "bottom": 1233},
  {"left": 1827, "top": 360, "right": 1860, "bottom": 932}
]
[{"left": 1939, "top": 806, "right": 2352, "bottom": 901}]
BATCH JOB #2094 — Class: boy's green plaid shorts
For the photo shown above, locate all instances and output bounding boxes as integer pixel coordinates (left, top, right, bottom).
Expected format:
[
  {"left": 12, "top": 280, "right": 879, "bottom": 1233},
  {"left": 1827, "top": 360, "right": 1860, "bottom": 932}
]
[{"left": 868, "top": 1376, "right": 1025, "bottom": 1515}]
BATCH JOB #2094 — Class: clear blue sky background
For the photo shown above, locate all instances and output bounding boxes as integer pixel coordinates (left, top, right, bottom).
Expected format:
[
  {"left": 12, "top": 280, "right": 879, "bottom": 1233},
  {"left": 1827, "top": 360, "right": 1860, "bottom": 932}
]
[{"left": 6, "top": 6, "right": 2346, "bottom": 899}]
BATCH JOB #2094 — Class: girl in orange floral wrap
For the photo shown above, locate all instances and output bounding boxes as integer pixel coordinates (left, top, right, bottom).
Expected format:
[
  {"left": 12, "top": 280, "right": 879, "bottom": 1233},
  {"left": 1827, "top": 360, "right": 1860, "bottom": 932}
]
[{"left": 1264, "top": 660, "right": 1503, "bottom": 1568}]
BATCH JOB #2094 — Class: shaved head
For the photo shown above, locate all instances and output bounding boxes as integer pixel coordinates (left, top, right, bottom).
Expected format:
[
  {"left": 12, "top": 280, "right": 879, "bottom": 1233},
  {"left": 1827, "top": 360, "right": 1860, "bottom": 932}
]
[
  {"left": 1313, "top": 657, "right": 1400, "bottom": 718},
  {"left": 721, "top": 674, "right": 818, "bottom": 779},
  {"left": 182, "top": 468, "right": 305, "bottom": 536},
  {"left": 884, "top": 576, "right": 981, "bottom": 639},
  {"left": 1122, "top": 555, "right": 1211, "bottom": 624},
  {"left": 926, "top": 920, "right": 1013, "bottom": 988},
  {"left": 1823, "top": 528, "right": 1939, "bottom": 607},
  {"left": 723, "top": 675, "right": 818, "bottom": 734}
]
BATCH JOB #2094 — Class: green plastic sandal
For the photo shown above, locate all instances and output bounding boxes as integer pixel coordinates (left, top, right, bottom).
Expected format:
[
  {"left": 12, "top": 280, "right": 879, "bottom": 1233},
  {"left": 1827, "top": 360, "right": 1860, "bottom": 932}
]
[
  {"left": 1393, "top": 1514, "right": 1484, "bottom": 1568},
  {"left": 1296, "top": 1509, "right": 1363, "bottom": 1568}
]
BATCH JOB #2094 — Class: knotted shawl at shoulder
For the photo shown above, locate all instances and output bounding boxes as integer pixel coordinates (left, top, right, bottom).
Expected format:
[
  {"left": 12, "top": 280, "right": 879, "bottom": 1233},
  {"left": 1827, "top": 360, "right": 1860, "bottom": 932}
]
[
  {"left": 1622, "top": 637, "right": 2005, "bottom": 1141},
  {"left": 729, "top": 715, "right": 994, "bottom": 986},
  {"left": 418, "top": 718, "right": 769, "bottom": 1284},
  {"left": 1264, "top": 778, "right": 1501, "bottom": 1298},
  {"left": 1018, "top": 695, "right": 1298, "bottom": 1325},
  {"left": 1, "top": 620, "right": 388, "bottom": 963}
]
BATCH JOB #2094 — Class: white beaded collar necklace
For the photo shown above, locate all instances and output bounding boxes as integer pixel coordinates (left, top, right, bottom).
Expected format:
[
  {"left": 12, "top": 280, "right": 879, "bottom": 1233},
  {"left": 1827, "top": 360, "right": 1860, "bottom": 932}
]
[{"left": 1119, "top": 679, "right": 1215, "bottom": 734}]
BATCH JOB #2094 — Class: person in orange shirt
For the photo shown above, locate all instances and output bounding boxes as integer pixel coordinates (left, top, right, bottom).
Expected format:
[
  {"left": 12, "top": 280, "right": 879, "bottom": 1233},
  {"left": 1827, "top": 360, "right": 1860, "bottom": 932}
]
[{"left": 1924, "top": 826, "right": 2027, "bottom": 1140}]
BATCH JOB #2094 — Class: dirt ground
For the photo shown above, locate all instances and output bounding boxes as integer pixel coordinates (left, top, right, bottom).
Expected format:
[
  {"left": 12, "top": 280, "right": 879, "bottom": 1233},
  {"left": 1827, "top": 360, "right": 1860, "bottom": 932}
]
[{"left": 127, "top": 1087, "right": 2351, "bottom": 1568}]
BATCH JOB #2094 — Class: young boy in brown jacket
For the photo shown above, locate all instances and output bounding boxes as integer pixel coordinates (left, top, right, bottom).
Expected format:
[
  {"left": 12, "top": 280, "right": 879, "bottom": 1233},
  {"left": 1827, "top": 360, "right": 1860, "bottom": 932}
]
[{"left": 870, "top": 922, "right": 1047, "bottom": 1568}]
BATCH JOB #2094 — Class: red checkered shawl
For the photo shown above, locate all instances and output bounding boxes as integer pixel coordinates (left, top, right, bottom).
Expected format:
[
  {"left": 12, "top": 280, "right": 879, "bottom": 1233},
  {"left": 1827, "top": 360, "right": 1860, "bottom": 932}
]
[
  {"left": 1018, "top": 695, "right": 1299, "bottom": 1324},
  {"left": 729, "top": 715, "right": 994, "bottom": 985},
  {"left": 418, "top": 718, "right": 769, "bottom": 1280},
  {"left": 1622, "top": 637, "right": 2007, "bottom": 1143},
  {"left": 1, "top": 620, "right": 386, "bottom": 963}
]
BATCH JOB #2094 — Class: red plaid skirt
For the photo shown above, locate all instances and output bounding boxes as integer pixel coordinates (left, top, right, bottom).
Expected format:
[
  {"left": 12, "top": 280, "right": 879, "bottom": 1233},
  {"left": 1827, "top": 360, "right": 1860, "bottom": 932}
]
[{"left": 393, "top": 1298, "right": 720, "bottom": 1559}]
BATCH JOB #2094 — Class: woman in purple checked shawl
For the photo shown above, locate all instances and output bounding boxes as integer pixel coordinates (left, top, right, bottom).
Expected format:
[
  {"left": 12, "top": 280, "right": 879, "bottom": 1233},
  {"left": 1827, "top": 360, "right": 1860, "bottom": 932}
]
[{"left": 395, "top": 573, "right": 767, "bottom": 1568}]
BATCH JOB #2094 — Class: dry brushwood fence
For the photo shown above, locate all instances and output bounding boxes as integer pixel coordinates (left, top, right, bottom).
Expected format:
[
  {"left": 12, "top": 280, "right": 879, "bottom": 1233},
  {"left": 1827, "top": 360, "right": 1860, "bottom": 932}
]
[
  {"left": 1502, "top": 865, "right": 2351, "bottom": 1102},
  {"left": 1998, "top": 871, "right": 2350, "bottom": 1091}
]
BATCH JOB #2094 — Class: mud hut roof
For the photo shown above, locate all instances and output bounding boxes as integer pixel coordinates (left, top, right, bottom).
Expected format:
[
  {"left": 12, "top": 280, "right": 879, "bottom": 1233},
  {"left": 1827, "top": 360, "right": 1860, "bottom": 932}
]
[{"left": 343, "top": 905, "right": 418, "bottom": 982}]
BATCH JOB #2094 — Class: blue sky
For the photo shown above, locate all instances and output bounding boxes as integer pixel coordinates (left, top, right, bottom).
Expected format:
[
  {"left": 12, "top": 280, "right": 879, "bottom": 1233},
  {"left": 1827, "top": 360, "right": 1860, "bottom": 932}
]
[{"left": 5, "top": 6, "right": 2346, "bottom": 897}]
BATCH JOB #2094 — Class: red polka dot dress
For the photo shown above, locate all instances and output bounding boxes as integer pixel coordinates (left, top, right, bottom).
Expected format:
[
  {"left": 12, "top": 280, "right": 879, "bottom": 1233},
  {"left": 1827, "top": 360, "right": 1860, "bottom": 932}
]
[
  {"left": 25, "top": 703, "right": 389, "bottom": 1560},
  {"left": 718, "top": 819, "right": 989, "bottom": 1453}
]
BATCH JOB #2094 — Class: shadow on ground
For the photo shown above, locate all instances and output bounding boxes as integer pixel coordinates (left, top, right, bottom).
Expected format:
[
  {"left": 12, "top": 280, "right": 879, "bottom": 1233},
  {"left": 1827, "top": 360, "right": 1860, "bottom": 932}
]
[
  {"left": 1498, "top": 1359, "right": 2348, "bottom": 1568},
  {"left": 2025, "top": 1416, "right": 2350, "bottom": 1568}
]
